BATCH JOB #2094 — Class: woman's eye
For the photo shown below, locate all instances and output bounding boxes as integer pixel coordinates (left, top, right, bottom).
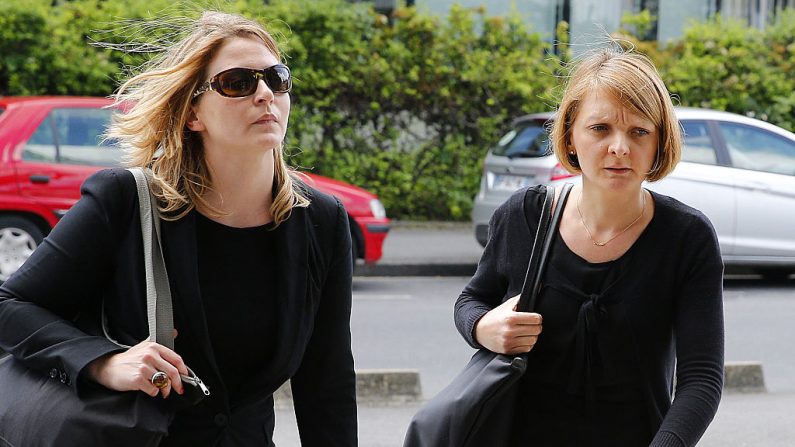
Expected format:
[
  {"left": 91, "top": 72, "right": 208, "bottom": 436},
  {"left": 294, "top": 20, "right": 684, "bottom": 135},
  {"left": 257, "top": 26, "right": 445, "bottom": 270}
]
[
  {"left": 633, "top": 128, "right": 650, "bottom": 136},
  {"left": 590, "top": 125, "right": 607, "bottom": 132}
]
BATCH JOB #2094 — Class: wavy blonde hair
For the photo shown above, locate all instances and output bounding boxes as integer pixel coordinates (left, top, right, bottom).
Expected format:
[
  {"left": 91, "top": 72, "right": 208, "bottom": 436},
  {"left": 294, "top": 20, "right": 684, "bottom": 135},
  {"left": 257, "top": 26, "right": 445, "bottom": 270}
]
[
  {"left": 107, "top": 11, "right": 309, "bottom": 223},
  {"left": 550, "top": 48, "right": 682, "bottom": 182}
]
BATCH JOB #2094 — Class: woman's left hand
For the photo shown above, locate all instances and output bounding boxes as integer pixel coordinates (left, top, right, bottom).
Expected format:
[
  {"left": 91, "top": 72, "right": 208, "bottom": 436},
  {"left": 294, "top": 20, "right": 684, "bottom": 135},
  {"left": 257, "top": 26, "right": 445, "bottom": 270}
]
[{"left": 85, "top": 340, "right": 188, "bottom": 399}]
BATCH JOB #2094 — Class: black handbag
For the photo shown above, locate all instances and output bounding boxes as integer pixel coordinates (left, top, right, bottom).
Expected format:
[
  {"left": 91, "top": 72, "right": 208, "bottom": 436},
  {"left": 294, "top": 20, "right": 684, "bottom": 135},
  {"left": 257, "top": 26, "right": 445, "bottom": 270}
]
[
  {"left": 403, "top": 183, "right": 573, "bottom": 447},
  {"left": 0, "top": 168, "right": 209, "bottom": 447}
]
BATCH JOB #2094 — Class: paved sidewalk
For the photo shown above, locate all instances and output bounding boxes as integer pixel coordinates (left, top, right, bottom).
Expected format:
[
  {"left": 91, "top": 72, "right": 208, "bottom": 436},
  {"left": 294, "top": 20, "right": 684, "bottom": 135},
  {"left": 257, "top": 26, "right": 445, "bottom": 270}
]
[
  {"left": 356, "top": 221, "right": 780, "bottom": 278},
  {"left": 356, "top": 221, "right": 482, "bottom": 276}
]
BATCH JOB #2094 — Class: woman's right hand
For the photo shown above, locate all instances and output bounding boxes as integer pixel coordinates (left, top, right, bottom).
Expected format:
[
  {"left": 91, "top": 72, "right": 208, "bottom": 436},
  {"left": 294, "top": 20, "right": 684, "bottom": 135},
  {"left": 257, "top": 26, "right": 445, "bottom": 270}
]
[
  {"left": 85, "top": 340, "right": 188, "bottom": 398},
  {"left": 474, "top": 295, "right": 543, "bottom": 355}
]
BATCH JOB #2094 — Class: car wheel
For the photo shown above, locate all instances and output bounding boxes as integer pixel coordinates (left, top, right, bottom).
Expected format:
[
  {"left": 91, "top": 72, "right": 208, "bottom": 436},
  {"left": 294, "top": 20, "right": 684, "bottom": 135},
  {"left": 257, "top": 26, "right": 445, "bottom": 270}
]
[
  {"left": 757, "top": 268, "right": 793, "bottom": 282},
  {"left": 0, "top": 216, "right": 45, "bottom": 281}
]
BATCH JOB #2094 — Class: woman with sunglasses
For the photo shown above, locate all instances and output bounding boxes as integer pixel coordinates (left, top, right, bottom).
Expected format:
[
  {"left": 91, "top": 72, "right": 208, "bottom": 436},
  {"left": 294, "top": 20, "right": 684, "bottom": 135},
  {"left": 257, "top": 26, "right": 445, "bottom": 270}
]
[
  {"left": 0, "top": 11, "right": 356, "bottom": 446},
  {"left": 454, "top": 48, "right": 724, "bottom": 446}
]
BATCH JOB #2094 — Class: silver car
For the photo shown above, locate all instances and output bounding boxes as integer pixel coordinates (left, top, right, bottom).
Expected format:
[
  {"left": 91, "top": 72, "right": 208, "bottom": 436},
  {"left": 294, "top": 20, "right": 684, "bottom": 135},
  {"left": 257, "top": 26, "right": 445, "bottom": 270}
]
[{"left": 472, "top": 108, "right": 795, "bottom": 279}]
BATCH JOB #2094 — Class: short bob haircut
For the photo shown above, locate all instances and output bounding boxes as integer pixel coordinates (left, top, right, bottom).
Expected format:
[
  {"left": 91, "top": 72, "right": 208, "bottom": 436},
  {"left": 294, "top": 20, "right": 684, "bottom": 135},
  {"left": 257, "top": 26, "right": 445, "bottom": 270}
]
[
  {"left": 550, "top": 48, "right": 682, "bottom": 182},
  {"left": 107, "top": 11, "right": 309, "bottom": 224}
]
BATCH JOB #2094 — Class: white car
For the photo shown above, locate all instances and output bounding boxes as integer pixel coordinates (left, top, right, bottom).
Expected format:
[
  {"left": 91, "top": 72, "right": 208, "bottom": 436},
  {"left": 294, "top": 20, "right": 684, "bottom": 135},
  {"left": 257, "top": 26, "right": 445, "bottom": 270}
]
[{"left": 472, "top": 108, "right": 795, "bottom": 279}]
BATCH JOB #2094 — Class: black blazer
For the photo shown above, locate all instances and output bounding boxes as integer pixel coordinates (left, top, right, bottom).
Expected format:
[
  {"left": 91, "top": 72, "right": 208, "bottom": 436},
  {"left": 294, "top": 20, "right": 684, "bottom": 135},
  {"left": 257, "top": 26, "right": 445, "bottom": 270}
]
[{"left": 0, "top": 168, "right": 357, "bottom": 446}]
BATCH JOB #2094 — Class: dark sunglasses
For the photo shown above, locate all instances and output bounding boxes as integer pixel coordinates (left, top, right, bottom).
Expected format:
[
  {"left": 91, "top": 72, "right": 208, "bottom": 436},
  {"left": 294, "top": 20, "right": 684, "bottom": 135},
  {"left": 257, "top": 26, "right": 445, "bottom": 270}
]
[{"left": 193, "top": 64, "right": 292, "bottom": 99}]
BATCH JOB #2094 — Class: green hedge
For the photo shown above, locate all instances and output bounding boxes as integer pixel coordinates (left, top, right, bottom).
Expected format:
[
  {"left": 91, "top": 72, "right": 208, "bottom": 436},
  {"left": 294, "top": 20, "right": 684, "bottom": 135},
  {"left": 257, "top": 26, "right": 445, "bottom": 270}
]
[
  {"left": 1, "top": 1, "right": 794, "bottom": 220},
  {"left": 254, "top": 1, "right": 558, "bottom": 219},
  {"left": 660, "top": 11, "right": 795, "bottom": 132}
]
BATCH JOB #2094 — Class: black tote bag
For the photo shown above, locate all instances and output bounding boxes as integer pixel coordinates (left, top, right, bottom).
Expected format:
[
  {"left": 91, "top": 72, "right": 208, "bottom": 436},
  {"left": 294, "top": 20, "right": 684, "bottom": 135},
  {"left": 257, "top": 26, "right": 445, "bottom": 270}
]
[
  {"left": 403, "top": 183, "right": 573, "bottom": 447},
  {"left": 0, "top": 357, "right": 171, "bottom": 447},
  {"left": 0, "top": 168, "right": 208, "bottom": 447}
]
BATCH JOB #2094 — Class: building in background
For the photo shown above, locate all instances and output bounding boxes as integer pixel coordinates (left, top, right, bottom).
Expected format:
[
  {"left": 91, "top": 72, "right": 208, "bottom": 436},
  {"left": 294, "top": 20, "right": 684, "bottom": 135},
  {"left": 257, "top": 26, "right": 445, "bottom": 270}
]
[{"left": 369, "top": 0, "right": 793, "bottom": 45}]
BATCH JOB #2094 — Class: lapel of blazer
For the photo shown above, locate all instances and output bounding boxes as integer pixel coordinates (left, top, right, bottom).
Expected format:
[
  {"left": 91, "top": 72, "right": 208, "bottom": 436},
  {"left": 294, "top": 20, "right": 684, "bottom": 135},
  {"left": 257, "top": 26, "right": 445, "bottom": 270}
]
[
  {"left": 159, "top": 212, "right": 220, "bottom": 375},
  {"left": 268, "top": 205, "right": 310, "bottom": 376}
]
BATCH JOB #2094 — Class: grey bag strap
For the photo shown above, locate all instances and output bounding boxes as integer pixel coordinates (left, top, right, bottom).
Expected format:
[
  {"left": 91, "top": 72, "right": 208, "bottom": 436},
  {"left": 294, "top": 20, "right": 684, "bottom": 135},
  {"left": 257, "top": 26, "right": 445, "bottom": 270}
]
[
  {"left": 129, "top": 167, "right": 175, "bottom": 350},
  {"left": 102, "top": 168, "right": 175, "bottom": 350}
]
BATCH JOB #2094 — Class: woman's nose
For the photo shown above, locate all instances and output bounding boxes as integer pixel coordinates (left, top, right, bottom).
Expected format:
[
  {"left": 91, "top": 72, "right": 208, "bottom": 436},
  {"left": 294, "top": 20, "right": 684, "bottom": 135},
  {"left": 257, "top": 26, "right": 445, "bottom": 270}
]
[
  {"left": 608, "top": 134, "right": 629, "bottom": 157},
  {"left": 254, "top": 79, "right": 275, "bottom": 103}
]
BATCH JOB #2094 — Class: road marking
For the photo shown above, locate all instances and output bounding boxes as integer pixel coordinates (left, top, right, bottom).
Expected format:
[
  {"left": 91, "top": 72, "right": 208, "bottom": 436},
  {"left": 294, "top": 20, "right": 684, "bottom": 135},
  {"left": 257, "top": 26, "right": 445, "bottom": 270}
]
[{"left": 352, "top": 294, "right": 413, "bottom": 301}]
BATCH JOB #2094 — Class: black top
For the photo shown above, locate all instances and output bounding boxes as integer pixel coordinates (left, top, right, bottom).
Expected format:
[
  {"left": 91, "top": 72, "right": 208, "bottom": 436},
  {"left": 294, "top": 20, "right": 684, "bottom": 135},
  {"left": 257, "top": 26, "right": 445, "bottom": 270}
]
[
  {"left": 512, "top": 233, "right": 650, "bottom": 445},
  {"left": 455, "top": 185, "right": 724, "bottom": 447},
  {"left": 195, "top": 212, "right": 277, "bottom": 405}
]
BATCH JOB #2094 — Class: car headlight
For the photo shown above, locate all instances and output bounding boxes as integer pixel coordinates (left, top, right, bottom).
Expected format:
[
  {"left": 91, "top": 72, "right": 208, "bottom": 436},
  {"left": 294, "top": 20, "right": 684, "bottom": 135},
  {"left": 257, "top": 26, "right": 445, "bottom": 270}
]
[{"left": 369, "top": 199, "right": 386, "bottom": 219}]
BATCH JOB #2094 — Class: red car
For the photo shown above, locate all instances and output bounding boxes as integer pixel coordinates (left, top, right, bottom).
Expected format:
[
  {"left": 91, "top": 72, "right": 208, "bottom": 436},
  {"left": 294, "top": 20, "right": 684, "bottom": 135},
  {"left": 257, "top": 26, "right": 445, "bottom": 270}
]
[{"left": 0, "top": 96, "right": 389, "bottom": 280}]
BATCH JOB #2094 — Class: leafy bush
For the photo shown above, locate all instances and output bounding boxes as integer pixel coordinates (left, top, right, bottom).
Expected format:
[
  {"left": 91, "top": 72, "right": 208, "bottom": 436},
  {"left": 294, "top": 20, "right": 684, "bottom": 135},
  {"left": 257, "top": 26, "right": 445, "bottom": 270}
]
[
  {"left": 0, "top": 1, "right": 55, "bottom": 95},
  {"left": 660, "top": 15, "right": 791, "bottom": 130},
  {"left": 0, "top": 0, "right": 179, "bottom": 96},
  {"left": 2, "top": 0, "right": 794, "bottom": 219},
  {"left": 759, "top": 9, "right": 795, "bottom": 131},
  {"left": 248, "top": 1, "right": 558, "bottom": 219}
]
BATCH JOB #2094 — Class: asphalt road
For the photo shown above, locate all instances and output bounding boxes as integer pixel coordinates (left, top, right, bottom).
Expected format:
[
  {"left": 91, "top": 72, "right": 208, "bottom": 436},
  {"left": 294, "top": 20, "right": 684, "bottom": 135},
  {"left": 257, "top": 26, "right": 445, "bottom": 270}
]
[{"left": 273, "top": 275, "right": 795, "bottom": 446}]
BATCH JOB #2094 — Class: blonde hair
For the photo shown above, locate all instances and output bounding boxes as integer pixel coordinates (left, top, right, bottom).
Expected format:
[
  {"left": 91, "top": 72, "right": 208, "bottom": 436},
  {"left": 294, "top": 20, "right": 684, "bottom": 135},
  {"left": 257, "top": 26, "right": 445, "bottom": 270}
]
[
  {"left": 550, "top": 48, "right": 681, "bottom": 182},
  {"left": 107, "top": 11, "right": 309, "bottom": 223}
]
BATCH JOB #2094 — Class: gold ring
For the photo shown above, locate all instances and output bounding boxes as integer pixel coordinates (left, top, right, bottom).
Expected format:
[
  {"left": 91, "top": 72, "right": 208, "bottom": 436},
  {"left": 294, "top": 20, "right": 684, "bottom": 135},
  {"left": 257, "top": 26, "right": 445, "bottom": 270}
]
[{"left": 151, "top": 371, "right": 169, "bottom": 389}]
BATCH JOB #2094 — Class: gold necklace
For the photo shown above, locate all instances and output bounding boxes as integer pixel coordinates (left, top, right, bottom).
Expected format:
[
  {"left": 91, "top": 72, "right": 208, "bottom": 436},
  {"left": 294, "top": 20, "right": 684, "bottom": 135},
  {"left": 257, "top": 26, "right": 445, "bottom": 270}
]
[{"left": 576, "top": 191, "right": 646, "bottom": 247}]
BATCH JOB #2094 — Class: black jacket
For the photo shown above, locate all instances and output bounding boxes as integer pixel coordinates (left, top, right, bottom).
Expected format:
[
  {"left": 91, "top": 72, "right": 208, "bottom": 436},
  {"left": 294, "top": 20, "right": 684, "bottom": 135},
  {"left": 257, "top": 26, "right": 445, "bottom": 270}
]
[
  {"left": 0, "top": 168, "right": 357, "bottom": 446},
  {"left": 455, "top": 186, "right": 724, "bottom": 447}
]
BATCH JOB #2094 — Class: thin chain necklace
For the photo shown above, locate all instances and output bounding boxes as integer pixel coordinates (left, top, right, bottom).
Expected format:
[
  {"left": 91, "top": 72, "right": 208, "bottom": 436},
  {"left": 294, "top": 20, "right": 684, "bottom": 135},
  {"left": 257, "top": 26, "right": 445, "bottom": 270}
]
[{"left": 576, "top": 191, "right": 646, "bottom": 247}]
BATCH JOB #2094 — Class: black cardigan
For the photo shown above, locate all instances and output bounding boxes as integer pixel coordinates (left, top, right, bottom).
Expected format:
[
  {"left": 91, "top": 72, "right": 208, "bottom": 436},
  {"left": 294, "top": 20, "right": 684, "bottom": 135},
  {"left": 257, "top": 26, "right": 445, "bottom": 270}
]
[
  {"left": 455, "top": 186, "right": 724, "bottom": 447},
  {"left": 0, "top": 168, "right": 357, "bottom": 446}
]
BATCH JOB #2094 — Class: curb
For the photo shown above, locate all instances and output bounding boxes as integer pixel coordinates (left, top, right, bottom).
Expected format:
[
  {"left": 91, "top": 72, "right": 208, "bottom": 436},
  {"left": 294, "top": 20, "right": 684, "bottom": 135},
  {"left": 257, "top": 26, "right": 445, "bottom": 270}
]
[
  {"left": 274, "top": 369, "right": 422, "bottom": 408},
  {"left": 724, "top": 361, "right": 766, "bottom": 393},
  {"left": 355, "top": 263, "right": 477, "bottom": 277},
  {"left": 274, "top": 362, "right": 765, "bottom": 408}
]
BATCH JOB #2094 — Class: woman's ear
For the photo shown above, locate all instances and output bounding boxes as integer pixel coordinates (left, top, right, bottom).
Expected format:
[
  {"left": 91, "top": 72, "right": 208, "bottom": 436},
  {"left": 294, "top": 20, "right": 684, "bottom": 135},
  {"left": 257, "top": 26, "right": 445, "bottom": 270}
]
[{"left": 186, "top": 106, "right": 205, "bottom": 132}]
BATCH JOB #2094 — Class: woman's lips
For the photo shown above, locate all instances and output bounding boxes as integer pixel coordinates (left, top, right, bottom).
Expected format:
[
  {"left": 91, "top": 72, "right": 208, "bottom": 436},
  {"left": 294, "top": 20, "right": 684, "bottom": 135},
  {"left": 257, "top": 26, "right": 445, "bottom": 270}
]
[{"left": 254, "top": 114, "right": 277, "bottom": 124}]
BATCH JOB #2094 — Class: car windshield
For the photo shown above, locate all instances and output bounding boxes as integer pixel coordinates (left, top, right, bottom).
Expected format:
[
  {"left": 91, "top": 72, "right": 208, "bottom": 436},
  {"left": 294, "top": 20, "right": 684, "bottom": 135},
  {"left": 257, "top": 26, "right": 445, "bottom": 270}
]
[{"left": 492, "top": 121, "right": 550, "bottom": 158}]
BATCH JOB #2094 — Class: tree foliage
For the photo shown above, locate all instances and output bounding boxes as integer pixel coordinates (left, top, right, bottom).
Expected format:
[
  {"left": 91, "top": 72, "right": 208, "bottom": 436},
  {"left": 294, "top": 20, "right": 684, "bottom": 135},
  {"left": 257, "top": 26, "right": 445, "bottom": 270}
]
[{"left": 1, "top": 0, "right": 794, "bottom": 219}]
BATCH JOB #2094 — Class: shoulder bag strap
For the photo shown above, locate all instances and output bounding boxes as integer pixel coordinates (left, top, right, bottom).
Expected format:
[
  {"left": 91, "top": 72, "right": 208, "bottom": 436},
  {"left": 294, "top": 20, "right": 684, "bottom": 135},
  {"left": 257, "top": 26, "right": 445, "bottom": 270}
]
[
  {"left": 130, "top": 167, "right": 175, "bottom": 350},
  {"left": 515, "top": 183, "right": 574, "bottom": 313},
  {"left": 102, "top": 168, "right": 175, "bottom": 350}
]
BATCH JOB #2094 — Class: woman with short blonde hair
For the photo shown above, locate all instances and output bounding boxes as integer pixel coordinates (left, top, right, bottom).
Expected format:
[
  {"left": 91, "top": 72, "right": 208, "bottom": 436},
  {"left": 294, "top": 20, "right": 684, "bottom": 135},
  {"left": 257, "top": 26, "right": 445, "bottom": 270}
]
[
  {"left": 551, "top": 50, "right": 682, "bottom": 182},
  {"left": 455, "top": 47, "right": 723, "bottom": 446}
]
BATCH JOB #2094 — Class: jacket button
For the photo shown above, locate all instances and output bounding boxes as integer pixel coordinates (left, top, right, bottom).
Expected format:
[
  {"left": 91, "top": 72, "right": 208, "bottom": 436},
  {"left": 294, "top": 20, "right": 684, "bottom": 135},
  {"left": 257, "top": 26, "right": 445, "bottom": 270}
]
[
  {"left": 213, "top": 413, "right": 228, "bottom": 427},
  {"left": 49, "top": 368, "right": 59, "bottom": 379}
]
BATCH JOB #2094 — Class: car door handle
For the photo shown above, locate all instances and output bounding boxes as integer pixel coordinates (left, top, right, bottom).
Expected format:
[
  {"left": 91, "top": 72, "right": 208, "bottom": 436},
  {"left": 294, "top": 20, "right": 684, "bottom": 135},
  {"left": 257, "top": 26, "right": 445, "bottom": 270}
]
[
  {"left": 29, "top": 174, "right": 51, "bottom": 184},
  {"left": 737, "top": 180, "right": 771, "bottom": 192}
]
